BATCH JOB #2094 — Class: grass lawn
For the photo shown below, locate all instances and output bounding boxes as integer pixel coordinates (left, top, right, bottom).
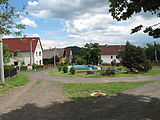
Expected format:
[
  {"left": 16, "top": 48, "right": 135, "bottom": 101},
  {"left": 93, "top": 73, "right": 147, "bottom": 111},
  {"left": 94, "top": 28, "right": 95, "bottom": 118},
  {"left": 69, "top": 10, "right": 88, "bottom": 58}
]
[
  {"left": 21, "top": 67, "right": 54, "bottom": 72},
  {"left": 63, "top": 81, "right": 154, "bottom": 100},
  {"left": 50, "top": 69, "right": 160, "bottom": 78},
  {"left": 0, "top": 74, "right": 30, "bottom": 97}
]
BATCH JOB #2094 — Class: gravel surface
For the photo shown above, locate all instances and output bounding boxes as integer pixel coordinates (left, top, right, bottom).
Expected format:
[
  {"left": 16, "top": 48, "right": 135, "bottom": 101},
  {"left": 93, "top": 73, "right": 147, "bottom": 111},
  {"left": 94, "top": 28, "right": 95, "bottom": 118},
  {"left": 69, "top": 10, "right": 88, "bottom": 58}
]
[{"left": 0, "top": 68, "right": 160, "bottom": 120}]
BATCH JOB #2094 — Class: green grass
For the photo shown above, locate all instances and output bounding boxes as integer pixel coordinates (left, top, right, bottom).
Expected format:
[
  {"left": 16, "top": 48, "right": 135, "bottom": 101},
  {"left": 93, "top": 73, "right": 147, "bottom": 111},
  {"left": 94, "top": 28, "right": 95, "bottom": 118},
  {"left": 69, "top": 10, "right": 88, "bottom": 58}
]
[
  {"left": 63, "top": 81, "right": 154, "bottom": 100},
  {"left": 21, "top": 67, "right": 54, "bottom": 72},
  {"left": 50, "top": 69, "right": 160, "bottom": 78},
  {"left": 0, "top": 74, "right": 30, "bottom": 97},
  {"left": 152, "top": 65, "right": 160, "bottom": 68}
]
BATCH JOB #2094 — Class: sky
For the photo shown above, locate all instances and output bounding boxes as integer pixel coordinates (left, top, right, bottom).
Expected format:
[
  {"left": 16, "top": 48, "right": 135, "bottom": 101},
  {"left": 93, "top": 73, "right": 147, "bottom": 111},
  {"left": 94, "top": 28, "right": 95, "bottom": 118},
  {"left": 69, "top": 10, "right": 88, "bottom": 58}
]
[{"left": 4, "top": 0, "right": 160, "bottom": 49}]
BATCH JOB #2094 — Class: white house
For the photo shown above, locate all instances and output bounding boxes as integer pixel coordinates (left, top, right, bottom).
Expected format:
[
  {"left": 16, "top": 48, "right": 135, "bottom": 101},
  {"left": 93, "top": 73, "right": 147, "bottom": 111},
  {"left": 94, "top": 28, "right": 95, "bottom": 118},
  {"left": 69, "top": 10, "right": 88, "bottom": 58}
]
[
  {"left": 3, "top": 37, "right": 43, "bottom": 66},
  {"left": 100, "top": 45, "right": 125, "bottom": 64}
]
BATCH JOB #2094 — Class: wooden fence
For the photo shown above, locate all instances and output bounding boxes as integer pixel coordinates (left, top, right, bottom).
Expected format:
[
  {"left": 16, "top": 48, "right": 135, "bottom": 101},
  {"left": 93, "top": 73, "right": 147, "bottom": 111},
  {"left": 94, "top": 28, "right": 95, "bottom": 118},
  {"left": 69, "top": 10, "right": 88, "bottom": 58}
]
[{"left": 4, "top": 68, "right": 17, "bottom": 78}]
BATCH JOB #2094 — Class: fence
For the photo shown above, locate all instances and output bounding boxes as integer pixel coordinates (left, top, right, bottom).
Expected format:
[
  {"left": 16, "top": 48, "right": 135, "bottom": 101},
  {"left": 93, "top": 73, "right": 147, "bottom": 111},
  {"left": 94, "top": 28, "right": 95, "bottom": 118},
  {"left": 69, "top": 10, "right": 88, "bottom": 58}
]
[
  {"left": 4, "top": 68, "right": 17, "bottom": 78},
  {"left": 43, "top": 64, "right": 54, "bottom": 68}
]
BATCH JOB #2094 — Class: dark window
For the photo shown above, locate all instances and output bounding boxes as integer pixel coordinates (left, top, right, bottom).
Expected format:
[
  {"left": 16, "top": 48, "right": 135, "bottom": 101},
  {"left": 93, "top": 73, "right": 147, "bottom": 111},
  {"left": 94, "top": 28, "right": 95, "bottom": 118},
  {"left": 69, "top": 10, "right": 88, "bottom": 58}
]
[
  {"left": 14, "top": 61, "right": 18, "bottom": 66},
  {"left": 36, "top": 52, "right": 38, "bottom": 56},
  {"left": 111, "top": 56, "right": 113, "bottom": 59},
  {"left": 39, "top": 52, "right": 41, "bottom": 56},
  {"left": 39, "top": 60, "right": 41, "bottom": 65},
  {"left": 116, "top": 56, "right": 119, "bottom": 59}
]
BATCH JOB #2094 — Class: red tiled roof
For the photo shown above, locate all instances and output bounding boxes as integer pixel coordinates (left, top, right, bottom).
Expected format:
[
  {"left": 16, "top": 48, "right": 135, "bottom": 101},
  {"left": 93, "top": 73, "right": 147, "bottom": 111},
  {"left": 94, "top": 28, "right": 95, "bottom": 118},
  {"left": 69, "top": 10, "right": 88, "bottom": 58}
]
[
  {"left": 3, "top": 37, "right": 40, "bottom": 52},
  {"left": 101, "top": 45, "right": 125, "bottom": 55}
]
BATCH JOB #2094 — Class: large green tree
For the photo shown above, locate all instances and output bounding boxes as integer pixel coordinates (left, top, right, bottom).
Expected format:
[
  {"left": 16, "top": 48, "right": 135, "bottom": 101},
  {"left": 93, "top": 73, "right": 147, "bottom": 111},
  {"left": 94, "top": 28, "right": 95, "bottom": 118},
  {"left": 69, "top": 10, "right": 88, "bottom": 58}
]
[
  {"left": 82, "top": 43, "right": 102, "bottom": 65},
  {"left": 108, "top": 0, "right": 160, "bottom": 38},
  {"left": 146, "top": 43, "right": 160, "bottom": 62},
  {"left": 119, "top": 41, "right": 152, "bottom": 73}
]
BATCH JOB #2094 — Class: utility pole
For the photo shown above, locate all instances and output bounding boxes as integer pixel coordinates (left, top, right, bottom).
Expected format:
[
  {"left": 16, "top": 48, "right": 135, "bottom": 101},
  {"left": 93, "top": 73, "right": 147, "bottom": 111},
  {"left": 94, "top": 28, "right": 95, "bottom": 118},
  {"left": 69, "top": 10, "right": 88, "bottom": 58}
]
[
  {"left": 0, "top": 35, "right": 5, "bottom": 82},
  {"left": 154, "top": 41, "right": 158, "bottom": 63},
  {"left": 53, "top": 48, "right": 56, "bottom": 66}
]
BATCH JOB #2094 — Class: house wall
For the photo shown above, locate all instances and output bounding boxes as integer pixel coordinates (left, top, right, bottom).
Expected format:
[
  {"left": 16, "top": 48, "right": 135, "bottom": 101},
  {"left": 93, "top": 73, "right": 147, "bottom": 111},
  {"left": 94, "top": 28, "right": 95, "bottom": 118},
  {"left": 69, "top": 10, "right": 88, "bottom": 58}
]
[
  {"left": 33, "top": 40, "right": 43, "bottom": 65},
  {"left": 101, "top": 55, "right": 120, "bottom": 64},
  {"left": 6, "top": 52, "right": 31, "bottom": 66}
]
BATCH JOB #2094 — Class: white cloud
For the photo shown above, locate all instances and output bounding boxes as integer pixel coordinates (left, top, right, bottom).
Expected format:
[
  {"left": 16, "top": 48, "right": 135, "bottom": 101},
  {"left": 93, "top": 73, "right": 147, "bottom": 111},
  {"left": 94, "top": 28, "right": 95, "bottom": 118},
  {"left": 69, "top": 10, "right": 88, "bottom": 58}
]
[
  {"left": 28, "top": 0, "right": 159, "bottom": 48},
  {"left": 20, "top": 17, "right": 37, "bottom": 27}
]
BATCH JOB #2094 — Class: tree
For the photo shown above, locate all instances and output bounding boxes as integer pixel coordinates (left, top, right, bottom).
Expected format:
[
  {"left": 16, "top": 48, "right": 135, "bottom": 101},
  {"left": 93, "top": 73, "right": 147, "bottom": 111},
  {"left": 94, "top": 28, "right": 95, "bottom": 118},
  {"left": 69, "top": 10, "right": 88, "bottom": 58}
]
[
  {"left": 3, "top": 44, "right": 12, "bottom": 64},
  {"left": 75, "top": 56, "right": 86, "bottom": 65},
  {"left": 0, "top": 0, "right": 26, "bottom": 82},
  {"left": 82, "top": 43, "right": 102, "bottom": 65},
  {"left": 119, "top": 41, "right": 152, "bottom": 73},
  {"left": 146, "top": 43, "right": 160, "bottom": 62},
  {"left": 108, "top": 0, "right": 160, "bottom": 38}
]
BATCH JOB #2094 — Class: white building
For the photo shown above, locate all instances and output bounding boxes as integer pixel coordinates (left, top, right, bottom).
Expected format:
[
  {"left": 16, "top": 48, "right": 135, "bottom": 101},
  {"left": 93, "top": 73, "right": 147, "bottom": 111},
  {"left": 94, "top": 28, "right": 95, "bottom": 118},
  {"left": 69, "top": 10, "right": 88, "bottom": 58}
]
[
  {"left": 3, "top": 37, "right": 43, "bottom": 66},
  {"left": 100, "top": 45, "right": 125, "bottom": 64}
]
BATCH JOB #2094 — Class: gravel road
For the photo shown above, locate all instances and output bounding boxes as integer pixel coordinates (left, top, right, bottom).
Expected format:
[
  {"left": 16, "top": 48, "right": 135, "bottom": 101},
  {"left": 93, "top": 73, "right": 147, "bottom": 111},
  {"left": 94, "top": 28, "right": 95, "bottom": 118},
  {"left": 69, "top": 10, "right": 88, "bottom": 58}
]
[{"left": 0, "top": 68, "right": 160, "bottom": 120}]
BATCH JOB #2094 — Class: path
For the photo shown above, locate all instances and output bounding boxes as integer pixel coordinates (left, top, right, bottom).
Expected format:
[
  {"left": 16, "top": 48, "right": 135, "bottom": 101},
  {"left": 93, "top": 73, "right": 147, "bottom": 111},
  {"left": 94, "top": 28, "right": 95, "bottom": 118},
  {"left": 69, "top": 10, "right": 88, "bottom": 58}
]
[{"left": 1, "top": 68, "right": 160, "bottom": 119}]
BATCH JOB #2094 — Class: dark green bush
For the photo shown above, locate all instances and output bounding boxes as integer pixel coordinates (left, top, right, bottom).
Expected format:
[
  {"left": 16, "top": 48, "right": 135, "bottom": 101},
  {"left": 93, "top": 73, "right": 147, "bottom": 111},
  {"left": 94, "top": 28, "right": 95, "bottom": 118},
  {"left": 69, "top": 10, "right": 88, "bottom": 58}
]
[
  {"left": 100, "top": 67, "right": 117, "bottom": 76},
  {"left": 70, "top": 66, "right": 76, "bottom": 74},
  {"left": 57, "top": 65, "right": 63, "bottom": 71},
  {"left": 4, "top": 65, "right": 14, "bottom": 69},
  {"left": 63, "top": 66, "right": 68, "bottom": 73}
]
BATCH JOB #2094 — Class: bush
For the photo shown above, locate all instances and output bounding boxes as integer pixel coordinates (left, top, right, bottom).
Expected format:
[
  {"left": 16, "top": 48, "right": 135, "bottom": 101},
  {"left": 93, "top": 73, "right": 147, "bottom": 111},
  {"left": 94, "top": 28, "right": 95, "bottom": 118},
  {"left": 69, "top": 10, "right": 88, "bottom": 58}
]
[
  {"left": 57, "top": 65, "right": 63, "bottom": 71},
  {"left": 63, "top": 66, "right": 68, "bottom": 73},
  {"left": 4, "top": 65, "right": 14, "bottom": 69},
  {"left": 111, "top": 59, "right": 116, "bottom": 66},
  {"left": 70, "top": 66, "right": 76, "bottom": 74},
  {"left": 100, "top": 67, "right": 117, "bottom": 76},
  {"left": 119, "top": 41, "right": 152, "bottom": 73}
]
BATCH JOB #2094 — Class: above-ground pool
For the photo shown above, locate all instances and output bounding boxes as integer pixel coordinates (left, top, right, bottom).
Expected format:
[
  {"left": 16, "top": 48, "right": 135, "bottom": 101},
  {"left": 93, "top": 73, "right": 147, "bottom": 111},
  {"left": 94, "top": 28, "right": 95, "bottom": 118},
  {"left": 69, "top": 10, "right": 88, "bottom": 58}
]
[{"left": 68, "top": 65, "right": 101, "bottom": 71}]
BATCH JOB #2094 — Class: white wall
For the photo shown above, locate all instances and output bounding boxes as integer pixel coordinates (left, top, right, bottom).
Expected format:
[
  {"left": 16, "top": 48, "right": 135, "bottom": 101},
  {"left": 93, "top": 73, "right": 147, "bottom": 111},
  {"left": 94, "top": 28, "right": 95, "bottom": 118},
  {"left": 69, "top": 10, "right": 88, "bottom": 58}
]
[
  {"left": 101, "top": 55, "right": 120, "bottom": 64},
  {"left": 33, "top": 40, "right": 43, "bottom": 65},
  {"left": 7, "top": 52, "right": 31, "bottom": 66}
]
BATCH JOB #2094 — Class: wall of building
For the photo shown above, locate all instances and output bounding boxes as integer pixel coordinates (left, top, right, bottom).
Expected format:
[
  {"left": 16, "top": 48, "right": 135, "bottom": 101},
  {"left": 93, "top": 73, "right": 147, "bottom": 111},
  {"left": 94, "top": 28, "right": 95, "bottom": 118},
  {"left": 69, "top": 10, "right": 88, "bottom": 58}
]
[
  {"left": 101, "top": 55, "right": 120, "bottom": 64},
  {"left": 33, "top": 40, "right": 43, "bottom": 65}
]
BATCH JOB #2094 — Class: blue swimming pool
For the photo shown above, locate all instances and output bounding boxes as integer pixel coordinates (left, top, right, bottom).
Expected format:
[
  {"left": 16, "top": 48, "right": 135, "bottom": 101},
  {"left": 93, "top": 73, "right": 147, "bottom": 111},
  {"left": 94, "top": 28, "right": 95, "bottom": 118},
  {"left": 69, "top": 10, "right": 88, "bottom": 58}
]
[{"left": 68, "top": 65, "right": 100, "bottom": 71}]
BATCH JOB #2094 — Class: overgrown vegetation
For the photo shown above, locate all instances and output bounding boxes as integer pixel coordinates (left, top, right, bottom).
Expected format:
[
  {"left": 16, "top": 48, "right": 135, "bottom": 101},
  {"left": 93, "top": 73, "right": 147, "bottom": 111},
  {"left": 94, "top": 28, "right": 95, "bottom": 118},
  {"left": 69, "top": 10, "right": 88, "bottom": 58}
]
[
  {"left": 119, "top": 41, "right": 152, "bottom": 73},
  {"left": 70, "top": 66, "right": 76, "bottom": 74},
  {"left": 63, "top": 81, "right": 154, "bottom": 100},
  {"left": 0, "top": 74, "right": 29, "bottom": 97}
]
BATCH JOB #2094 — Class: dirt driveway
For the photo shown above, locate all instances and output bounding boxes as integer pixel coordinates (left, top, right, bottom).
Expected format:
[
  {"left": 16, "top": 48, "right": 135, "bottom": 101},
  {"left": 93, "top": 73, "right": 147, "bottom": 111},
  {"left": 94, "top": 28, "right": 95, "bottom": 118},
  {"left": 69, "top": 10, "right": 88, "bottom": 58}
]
[{"left": 0, "top": 68, "right": 160, "bottom": 120}]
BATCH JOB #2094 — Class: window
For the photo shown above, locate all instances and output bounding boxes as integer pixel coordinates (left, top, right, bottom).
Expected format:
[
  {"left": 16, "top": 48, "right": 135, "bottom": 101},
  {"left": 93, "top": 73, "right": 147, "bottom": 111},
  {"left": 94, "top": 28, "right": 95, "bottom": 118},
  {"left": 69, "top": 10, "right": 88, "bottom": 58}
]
[
  {"left": 116, "top": 56, "right": 119, "bottom": 59},
  {"left": 36, "top": 52, "right": 38, "bottom": 56},
  {"left": 39, "top": 60, "right": 41, "bottom": 65},
  {"left": 39, "top": 52, "right": 41, "bottom": 56},
  {"left": 111, "top": 56, "right": 113, "bottom": 59},
  {"left": 14, "top": 61, "right": 18, "bottom": 66}
]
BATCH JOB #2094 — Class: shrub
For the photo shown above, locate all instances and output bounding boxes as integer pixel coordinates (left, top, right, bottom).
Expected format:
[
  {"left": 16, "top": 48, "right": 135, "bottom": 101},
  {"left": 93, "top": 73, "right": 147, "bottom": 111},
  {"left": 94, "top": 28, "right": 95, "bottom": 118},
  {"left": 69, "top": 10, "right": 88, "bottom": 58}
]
[
  {"left": 100, "top": 67, "right": 117, "bottom": 76},
  {"left": 4, "top": 65, "right": 14, "bottom": 69},
  {"left": 119, "top": 41, "right": 152, "bottom": 73},
  {"left": 63, "top": 66, "right": 68, "bottom": 73},
  {"left": 70, "top": 66, "right": 76, "bottom": 74},
  {"left": 57, "top": 65, "right": 63, "bottom": 71},
  {"left": 111, "top": 59, "right": 116, "bottom": 66}
]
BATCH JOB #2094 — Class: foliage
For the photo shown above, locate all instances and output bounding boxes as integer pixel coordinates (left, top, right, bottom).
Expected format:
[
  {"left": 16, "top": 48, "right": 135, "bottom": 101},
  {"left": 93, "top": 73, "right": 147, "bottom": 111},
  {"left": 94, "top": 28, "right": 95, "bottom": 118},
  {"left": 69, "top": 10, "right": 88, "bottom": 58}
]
[
  {"left": 119, "top": 41, "right": 152, "bottom": 73},
  {"left": 4, "top": 65, "right": 14, "bottom": 69},
  {"left": 63, "top": 81, "right": 154, "bottom": 100},
  {"left": 111, "top": 59, "right": 116, "bottom": 66},
  {"left": 100, "top": 67, "right": 117, "bottom": 76},
  {"left": 3, "top": 44, "right": 12, "bottom": 64},
  {"left": 0, "top": 0, "right": 27, "bottom": 35},
  {"left": 82, "top": 43, "right": 102, "bottom": 65},
  {"left": 75, "top": 56, "right": 87, "bottom": 65},
  {"left": 57, "top": 65, "right": 63, "bottom": 71},
  {"left": 70, "top": 66, "right": 76, "bottom": 75},
  {"left": 108, "top": 0, "right": 160, "bottom": 38},
  {"left": 63, "top": 66, "right": 68, "bottom": 73},
  {"left": 146, "top": 43, "right": 160, "bottom": 62}
]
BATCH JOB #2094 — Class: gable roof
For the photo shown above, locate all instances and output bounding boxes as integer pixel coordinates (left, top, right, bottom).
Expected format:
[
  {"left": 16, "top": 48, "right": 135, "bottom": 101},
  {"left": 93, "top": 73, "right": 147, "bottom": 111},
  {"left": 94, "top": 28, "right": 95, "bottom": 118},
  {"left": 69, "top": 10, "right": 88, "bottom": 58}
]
[
  {"left": 101, "top": 45, "right": 125, "bottom": 55},
  {"left": 43, "top": 48, "right": 64, "bottom": 59},
  {"left": 3, "top": 37, "right": 40, "bottom": 52}
]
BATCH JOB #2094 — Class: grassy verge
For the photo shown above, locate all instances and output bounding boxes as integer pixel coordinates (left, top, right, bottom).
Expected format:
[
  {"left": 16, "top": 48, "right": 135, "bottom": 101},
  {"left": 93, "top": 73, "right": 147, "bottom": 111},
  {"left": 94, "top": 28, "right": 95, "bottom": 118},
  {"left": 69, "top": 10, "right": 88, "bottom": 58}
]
[
  {"left": 21, "top": 67, "right": 54, "bottom": 72},
  {"left": 50, "top": 69, "right": 160, "bottom": 78},
  {"left": 63, "top": 81, "right": 154, "bottom": 100},
  {"left": 0, "top": 74, "right": 30, "bottom": 97}
]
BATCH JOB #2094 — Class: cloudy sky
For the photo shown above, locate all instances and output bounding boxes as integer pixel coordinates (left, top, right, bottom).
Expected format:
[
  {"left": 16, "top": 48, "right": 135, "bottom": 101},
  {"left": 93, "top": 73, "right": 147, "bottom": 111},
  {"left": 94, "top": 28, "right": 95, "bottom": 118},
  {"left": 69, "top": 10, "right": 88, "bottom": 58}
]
[{"left": 6, "top": 0, "right": 160, "bottom": 49}]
